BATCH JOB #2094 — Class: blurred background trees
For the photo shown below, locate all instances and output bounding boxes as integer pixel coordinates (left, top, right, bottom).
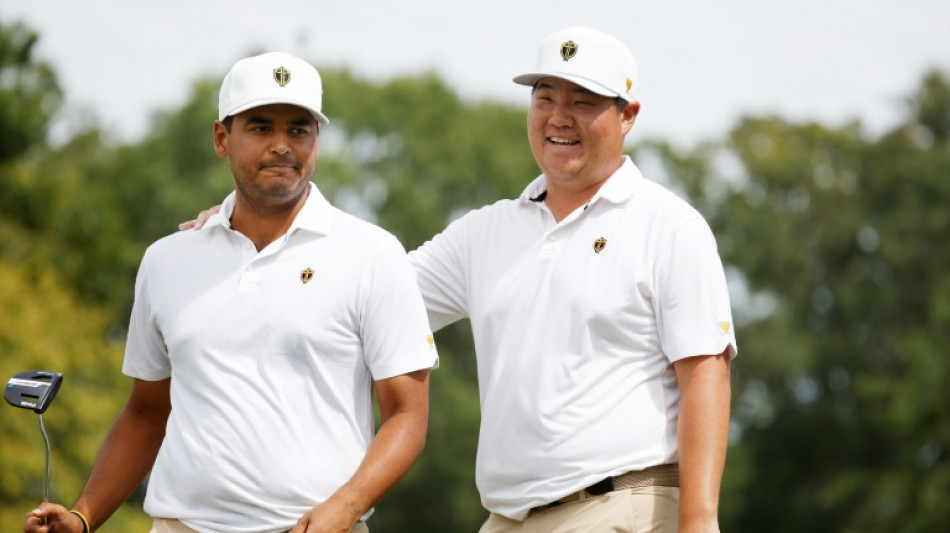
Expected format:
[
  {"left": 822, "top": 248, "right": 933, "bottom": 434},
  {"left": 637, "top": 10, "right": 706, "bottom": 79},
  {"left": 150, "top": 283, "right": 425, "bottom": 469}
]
[{"left": 2, "top": 19, "right": 948, "bottom": 532}]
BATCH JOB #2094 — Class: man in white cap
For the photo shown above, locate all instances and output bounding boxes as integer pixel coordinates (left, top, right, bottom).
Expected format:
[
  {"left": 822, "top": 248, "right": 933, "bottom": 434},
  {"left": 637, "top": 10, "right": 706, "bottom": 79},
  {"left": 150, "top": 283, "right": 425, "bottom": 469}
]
[
  {"left": 410, "top": 26, "right": 736, "bottom": 533},
  {"left": 24, "top": 52, "right": 438, "bottom": 533},
  {"left": 183, "top": 27, "right": 736, "bottom": 533}
]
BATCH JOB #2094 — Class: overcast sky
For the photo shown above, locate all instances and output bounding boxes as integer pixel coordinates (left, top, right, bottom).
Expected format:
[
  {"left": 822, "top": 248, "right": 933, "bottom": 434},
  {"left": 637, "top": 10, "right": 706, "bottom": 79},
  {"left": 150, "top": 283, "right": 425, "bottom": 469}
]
[{"left": 3, "top": 0, "right": 948, "bottom": 147}]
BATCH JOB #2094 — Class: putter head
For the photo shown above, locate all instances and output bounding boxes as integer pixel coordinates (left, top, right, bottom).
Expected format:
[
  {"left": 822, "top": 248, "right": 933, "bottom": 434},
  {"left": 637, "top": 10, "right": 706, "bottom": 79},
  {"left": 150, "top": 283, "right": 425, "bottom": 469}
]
[{"left": 4, "top": 370, "right": 64, "bottom": 414}]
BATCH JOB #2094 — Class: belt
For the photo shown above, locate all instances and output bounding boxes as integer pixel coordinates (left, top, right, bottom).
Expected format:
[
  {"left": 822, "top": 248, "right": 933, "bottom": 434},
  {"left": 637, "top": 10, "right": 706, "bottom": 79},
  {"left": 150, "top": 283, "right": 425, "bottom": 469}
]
[{"left": 529, "top": 463, "right": 679, "bottom": 515}]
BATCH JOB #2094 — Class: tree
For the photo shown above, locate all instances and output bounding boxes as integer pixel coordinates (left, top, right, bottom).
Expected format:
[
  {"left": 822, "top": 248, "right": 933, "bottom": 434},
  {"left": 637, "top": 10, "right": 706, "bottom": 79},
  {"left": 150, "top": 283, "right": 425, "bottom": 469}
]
[
  {"left": 0, "top": 261, "right": 152, "bottom": 532},
  {"left": 0, "top": 21, "right": 61, "bottom": 163},
  {"left": 647, "top": 70, "right": 950, "bottom": 532}
]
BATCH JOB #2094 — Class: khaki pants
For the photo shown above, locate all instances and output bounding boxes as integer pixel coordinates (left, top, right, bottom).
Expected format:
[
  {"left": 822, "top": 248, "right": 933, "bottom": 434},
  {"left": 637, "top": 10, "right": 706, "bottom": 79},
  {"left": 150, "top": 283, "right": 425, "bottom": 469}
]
[
  {"left": 479, "top": 486, "right": 680, "bottom": 533},
  {"left": 149, "top": 517, "right": 370, "bottom": 533}
]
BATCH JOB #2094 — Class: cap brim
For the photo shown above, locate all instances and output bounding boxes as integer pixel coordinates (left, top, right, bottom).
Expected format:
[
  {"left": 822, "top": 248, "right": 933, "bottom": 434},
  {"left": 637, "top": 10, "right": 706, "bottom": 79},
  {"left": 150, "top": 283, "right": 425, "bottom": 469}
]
[
  {"left": 224, "top": 98, "right": 329, "bottom": 125},
  {"left": 513, "top": 72, "right": 629, "bottom": 101}
]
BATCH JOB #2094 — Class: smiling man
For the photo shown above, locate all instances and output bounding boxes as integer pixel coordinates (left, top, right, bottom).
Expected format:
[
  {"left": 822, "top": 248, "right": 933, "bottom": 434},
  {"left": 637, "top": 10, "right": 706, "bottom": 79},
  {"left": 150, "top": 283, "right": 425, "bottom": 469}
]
[
  {"left": 25, "top": 52, "right": 438, "bottom": 533},
  {"left": 409, "top": 27, "right": 737, "bottom": 533}
]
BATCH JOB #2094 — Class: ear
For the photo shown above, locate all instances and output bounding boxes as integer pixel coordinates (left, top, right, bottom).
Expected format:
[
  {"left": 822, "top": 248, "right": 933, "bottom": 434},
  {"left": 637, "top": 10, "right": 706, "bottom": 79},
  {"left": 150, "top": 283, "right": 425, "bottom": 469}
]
[
  {"left": 213, "top": 121, "right": 229, "bottom": 158},
  {"left": 620, "top": 101, "right": 641, "bottom": 136}
]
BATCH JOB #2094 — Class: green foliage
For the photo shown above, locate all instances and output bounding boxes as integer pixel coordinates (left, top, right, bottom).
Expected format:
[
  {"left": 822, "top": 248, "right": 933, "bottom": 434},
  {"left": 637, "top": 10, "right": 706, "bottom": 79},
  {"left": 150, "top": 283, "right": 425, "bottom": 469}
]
[
  {"left": 0, "top": 260, "right": 142, "bottom": 531},
  {"left": 319, "top": 69, "right": 538, "bottom": 249},
  {"left": 0, "top": 21, "right": 62, "bottom": 162},
  {"left": 650, "top": 71, "right": 950, "bottom": 532},
  {"left": 374, "top": 326, "right": 486, "bottom": 530}
]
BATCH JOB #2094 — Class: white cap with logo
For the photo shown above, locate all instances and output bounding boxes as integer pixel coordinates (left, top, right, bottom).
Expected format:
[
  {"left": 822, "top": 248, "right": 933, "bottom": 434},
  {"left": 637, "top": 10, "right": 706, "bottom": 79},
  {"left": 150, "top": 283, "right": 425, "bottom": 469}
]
[
  {"left": 218, "top": 52, "right": 329, "bottom": 125},
  {"left": 513, "top": 26, "right": 638, "bottom": 103}
]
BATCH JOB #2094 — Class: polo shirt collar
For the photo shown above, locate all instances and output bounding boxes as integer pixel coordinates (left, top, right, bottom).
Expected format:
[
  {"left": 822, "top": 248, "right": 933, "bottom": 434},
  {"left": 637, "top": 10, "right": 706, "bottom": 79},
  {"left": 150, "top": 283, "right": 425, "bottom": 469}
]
[
  {"left": 288, "top": 183, "right": 334, "bottom": 235},
  {"left": 519, "top": 156, "right": 642, "bottom": 207},
  {"left": 595, "top": 156, "right": 641, "bottom": 204},
  {"left": 205, "top": 182, "right": 333, "bottom": 236}
]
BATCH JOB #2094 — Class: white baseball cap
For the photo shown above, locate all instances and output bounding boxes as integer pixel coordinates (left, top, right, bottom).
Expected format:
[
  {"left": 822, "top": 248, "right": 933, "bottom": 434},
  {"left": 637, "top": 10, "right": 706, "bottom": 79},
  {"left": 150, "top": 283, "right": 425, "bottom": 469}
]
[
  {"left": 218, "top": 52, "right": 329, "bottom": 125},
  {"left": 513, "top": 27, "right": 638, "bottom": 102}
]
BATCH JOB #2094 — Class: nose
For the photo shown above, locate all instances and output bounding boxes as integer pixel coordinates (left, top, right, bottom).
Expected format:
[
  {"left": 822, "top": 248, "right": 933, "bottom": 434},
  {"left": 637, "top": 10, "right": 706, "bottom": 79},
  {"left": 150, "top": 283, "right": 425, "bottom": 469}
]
[
  {"left": 269, "top": 131, "right": 291, "bottom": 154},
  {"left": 549, "top": 102, "right": 573, "bottom": 127}
]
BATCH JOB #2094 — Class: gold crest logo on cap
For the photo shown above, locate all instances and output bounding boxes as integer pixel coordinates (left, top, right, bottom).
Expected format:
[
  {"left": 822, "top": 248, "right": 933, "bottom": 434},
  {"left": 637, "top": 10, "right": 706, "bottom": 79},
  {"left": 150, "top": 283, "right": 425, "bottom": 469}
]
[
  {"left": 720, "top": 321, "right": 732, "bottom": 335},
  {"left": 560, "top": 40, "right": 578, "bottom": 62},
  {"left": 300, "top": 267, "right": 314, "bottom": 284},
  {"left": 593, "top": 237, "right": 607, "bottom": 254},
  {"left": 274, "top": 66, "right": 291, "bottom": 87}
]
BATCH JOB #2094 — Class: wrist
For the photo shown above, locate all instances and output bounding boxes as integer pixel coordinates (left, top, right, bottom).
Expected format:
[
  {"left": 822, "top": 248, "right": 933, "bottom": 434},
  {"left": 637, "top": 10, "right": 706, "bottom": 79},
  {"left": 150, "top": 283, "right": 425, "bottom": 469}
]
[
  {"left": 69, "top": 509, "right": 91, "bottom": 533},
  {"left": 324, "top": 492, "right": 365, "bottom": 526}
]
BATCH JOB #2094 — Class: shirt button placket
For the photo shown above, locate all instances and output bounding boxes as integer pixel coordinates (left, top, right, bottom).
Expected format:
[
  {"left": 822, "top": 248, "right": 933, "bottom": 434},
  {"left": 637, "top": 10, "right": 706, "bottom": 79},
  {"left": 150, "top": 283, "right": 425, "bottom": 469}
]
[{"left": 540, "top": 232, "right": 560, "bottom": 258}]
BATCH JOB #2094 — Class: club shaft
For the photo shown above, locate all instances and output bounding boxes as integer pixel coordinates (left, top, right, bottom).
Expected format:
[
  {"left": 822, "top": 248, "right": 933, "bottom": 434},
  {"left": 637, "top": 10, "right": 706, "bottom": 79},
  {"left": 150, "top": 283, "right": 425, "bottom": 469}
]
[{"left": 38, "top": 413, "right": 51, "bottom": 502}]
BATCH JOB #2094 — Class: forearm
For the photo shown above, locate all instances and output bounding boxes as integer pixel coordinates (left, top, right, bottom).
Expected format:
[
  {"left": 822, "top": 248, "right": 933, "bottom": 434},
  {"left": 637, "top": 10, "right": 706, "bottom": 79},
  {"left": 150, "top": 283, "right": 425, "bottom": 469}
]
[
  {"left": 316, "top": 369, "right": 429, "bottom": 528},
  {"left": 74, "top": 383, "right": 169, "bottom": 530},
  {"left": 675, "top": 352, "right": 731, "bottom": 529},
  {"left": 325, "top": 408, "right": 428, "bottom": 523},
  {"left": 291, "top": 370, "right": 429, "bottom": 533}
]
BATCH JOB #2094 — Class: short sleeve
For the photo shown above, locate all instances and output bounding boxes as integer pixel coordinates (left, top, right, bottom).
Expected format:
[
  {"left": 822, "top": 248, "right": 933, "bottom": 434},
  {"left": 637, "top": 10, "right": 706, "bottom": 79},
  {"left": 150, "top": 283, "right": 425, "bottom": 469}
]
[
  {"left": 654, "top": 217, "right": 737, "bottom": 362},
  {"left": 408, "top": 215, "right": 472, "bottom": 332},
  {"left": 360, "top": 235, "right": 440, "bottom": 380},
  {"left": 122, "top": 251, "right": 172, "bottom": 380}
]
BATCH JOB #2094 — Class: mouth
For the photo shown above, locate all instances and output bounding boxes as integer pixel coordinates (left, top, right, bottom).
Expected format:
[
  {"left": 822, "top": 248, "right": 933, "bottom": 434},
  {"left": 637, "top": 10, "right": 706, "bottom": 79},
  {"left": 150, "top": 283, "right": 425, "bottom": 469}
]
[
  {"left": 259, "top": 157, "right": 298, "bottom": 170},
  {"left": 548, "top": 136, "right": 580, "bottom": 146}
]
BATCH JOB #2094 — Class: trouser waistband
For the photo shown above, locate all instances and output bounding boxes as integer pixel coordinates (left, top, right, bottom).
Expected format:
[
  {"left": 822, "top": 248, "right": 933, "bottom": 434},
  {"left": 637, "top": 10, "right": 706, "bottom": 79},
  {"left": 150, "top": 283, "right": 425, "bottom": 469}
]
[{"left": 529, "top": 463, "right": 679, "bottom": 515}]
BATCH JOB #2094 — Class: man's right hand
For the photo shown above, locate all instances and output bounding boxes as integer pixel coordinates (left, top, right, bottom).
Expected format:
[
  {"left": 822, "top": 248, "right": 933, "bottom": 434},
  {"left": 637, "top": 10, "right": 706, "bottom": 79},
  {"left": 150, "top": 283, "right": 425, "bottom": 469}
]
[
  {"left": 24, "top": 502, "right": 85, "bottom": 533},
  {"left": 178, "top": 205, "right": 222, "bottom": 231}
]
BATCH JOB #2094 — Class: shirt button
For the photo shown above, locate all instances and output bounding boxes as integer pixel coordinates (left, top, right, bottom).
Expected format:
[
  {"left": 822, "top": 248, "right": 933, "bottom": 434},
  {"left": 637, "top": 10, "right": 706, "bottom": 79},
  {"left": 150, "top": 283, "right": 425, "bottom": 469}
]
[
  {"left": 547, "top": 235, "right": 557, "bottom": 241},
  {"left": 246, "top": 265, "right": 255, "bottom": 272}
]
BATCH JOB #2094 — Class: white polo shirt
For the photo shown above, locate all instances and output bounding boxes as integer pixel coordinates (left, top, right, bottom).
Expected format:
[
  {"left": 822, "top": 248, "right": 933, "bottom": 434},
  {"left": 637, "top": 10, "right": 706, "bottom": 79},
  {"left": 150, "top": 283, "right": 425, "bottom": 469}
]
[
  {"left": 409, "top": 157, "right": 736, "bottom": 521},
  {"left": 123, "top": 183, "right": 438, "bottom": 533}
]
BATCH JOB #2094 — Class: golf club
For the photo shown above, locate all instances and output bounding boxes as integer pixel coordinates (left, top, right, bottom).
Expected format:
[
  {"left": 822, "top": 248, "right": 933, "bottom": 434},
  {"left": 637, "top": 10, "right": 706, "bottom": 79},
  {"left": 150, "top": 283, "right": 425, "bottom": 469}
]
[{"left": 4, "top": 370, "right": 64, "bottom": 503}]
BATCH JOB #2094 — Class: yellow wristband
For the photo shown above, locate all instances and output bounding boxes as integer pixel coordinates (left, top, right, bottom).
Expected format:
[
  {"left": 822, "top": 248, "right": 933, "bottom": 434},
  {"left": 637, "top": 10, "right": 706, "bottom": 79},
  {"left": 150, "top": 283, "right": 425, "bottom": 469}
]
[{"left": 69, "top": 510, "right": 90, "bottom": 533}]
